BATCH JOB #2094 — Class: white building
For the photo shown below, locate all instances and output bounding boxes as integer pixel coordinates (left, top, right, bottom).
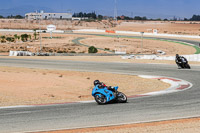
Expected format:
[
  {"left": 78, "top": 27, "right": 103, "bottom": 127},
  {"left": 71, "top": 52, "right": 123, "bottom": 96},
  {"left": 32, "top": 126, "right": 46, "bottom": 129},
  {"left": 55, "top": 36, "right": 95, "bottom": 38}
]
[{"left": 25, "top": 11, "right": 72, "bottom": 20}]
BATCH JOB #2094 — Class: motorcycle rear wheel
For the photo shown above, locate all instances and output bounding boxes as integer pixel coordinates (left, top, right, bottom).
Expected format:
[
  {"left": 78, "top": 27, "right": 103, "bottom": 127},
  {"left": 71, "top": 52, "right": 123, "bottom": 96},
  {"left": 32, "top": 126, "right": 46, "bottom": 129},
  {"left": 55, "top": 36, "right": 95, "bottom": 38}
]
[
  {"left": 185, "top": 64, "right": 191, "bottom": 69},
  {"left": 95, "top": 94, "right": 107, "bottom": 105},
  {"left": 117, "top": 92, "right": 127, "bottom": 103}
]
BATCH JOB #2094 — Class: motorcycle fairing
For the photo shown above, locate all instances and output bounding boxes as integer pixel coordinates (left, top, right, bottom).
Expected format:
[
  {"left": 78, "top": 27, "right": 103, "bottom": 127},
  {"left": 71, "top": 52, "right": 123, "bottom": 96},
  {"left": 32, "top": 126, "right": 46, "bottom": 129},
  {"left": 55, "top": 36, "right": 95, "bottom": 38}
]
[{"left": 92, "top": 86, "right": 118, "bottom": 102}]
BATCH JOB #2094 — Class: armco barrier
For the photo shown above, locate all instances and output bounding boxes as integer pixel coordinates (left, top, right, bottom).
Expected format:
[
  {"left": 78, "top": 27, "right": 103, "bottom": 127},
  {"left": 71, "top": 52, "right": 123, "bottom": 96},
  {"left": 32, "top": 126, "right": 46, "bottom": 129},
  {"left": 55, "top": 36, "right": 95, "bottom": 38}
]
[
  {"left": 73, "top": 29, "right": 106, "bottom": 33},
  {"left": 116, "top": 31, "right": 200, "bottom": 39},
  {"left": 134, "top": 54, "right": 200, "bottom": 62},
  {"left": 0, "top": 29, "right": 33, "bottom": 33},
  {"left": 9, "top": 51, "right": 33, "bottom": 56}
]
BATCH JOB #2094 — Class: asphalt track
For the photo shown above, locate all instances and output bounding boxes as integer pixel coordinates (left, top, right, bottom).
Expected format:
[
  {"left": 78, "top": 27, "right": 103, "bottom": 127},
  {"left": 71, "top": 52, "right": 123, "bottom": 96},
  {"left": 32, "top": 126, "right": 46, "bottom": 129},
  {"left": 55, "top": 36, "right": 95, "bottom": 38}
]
[{"left": 0, "top": 38, "right": 200, "bottom": 132}]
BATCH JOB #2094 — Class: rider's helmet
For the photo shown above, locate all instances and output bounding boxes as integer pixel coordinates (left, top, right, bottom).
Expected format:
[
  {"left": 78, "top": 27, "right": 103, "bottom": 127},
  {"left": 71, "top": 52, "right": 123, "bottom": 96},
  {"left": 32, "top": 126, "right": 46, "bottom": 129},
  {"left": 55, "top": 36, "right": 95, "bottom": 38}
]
[
  {"left": 176, "top": 54, "right": 179, "bottom": 58},
  {"left": 94, "top": 80, "right": 100, "bottom": 86}
]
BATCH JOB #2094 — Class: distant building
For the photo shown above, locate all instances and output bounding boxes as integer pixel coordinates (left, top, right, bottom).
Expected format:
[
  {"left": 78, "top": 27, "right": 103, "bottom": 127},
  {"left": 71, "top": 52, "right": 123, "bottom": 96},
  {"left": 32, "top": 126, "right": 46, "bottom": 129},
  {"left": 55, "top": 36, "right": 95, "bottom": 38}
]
[
  {"left": 102, "top": 16, "right": 113, "bottom": 20},
  {"left": 25, "top": 11, "right": 72, "bottom": 20}
]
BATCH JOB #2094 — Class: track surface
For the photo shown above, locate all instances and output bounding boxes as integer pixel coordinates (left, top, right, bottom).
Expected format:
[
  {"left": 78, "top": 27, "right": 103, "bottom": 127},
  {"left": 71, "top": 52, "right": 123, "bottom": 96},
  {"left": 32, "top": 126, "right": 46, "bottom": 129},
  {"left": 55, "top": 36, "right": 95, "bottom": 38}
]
[
  {"left": 0, "top": 58, "right": 200, "bottom": 133},
  {"left": 0, "top": 38, "right": 200, "bottom": 133}
]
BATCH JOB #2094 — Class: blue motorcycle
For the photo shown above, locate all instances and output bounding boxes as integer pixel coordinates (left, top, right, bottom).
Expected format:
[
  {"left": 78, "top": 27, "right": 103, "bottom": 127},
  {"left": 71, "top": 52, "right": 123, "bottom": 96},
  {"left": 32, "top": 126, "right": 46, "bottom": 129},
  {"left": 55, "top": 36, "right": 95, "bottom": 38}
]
[{"left": 92, "top": 86, "right": 127, "bottom": 104}]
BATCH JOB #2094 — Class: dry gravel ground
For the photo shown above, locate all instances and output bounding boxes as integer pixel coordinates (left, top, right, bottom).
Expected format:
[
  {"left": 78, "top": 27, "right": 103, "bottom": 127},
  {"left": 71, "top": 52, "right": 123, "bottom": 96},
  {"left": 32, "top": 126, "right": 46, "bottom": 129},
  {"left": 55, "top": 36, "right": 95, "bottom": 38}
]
[
  {"left": 0, "top": 66, "right": 169, "bottom": 107},
  {"left": 1, "top": 20, "right": 200, "bottom": 55},
  {"left": 80, "top": 36, "right": 196, "bottom": 55},
  {"left": 40, "top": 117, "right": 200, "bottom": 133},
  {"left": 0, "top": 33, "right": 89, "bottom": 53},
  {"left": 0, "top": 32, "right": 196, "bottom": 55},
  {"left": 113, "top": 21, "right": 200, "bottom": 36},
  {"left": 1, "top": 19, "right": 200, "bottom": 36}
]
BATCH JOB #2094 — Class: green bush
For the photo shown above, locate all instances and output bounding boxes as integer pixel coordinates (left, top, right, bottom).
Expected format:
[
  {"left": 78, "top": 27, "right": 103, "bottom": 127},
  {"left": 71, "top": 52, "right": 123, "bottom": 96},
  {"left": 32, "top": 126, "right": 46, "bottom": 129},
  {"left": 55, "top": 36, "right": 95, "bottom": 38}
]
[
  {"left": 0, "top": 36, "right": 6, "bottom": 43},
  {"left": 70, "top": 51, "right": 76, "bottom": 53},
  {"left": 88, "top": 46, "right": 98, "bottom": 53},
  {"left": 6, "top": 37, "right": 15, "bottom": 42},
  {"left": 57, "top": 50, "right": 64, "bottom": 53},
  {"left": 1, "top": 39, "right": 6, "bottom": 43},
  {"left": 104, "top": 48, "right": 110, "bottom": 51},
  {"left": 21, "top": 34, "right": 29, "bottom": 42}
]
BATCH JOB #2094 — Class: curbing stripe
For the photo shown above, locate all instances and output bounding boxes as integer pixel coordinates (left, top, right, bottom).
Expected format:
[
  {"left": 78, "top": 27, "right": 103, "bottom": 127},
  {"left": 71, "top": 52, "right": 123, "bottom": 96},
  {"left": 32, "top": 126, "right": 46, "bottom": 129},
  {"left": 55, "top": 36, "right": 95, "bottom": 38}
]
[
  {"left": 129, "top": 75, "right": 193, "bottom": 98},
  {"left": 177, "top": 84, "right": 191, "bottom": 90}
]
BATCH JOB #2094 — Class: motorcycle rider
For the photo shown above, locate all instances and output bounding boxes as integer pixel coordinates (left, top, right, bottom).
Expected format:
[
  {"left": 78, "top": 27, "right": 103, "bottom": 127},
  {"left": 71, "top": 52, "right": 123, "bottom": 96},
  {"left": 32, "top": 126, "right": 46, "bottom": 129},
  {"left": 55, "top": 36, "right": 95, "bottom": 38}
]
[
  {"left": 93, "top": 80, "right": 116, "bottom": 92},
  {"left": 175, "top": 54, "right": 188, "bottom": 69},
  {"left": 94, "top": 80, "right": 105, "bottom": 88}
]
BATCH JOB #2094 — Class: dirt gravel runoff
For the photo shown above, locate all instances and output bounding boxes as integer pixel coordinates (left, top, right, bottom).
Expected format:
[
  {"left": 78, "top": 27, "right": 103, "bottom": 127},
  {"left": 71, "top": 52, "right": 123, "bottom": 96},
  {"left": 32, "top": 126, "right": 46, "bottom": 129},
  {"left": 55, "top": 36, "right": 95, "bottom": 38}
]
[
  {"left": 39, "top": 117, "right": 200, "bottom": 133},
  {"left": 1, "top": 19, "right": 200, "bottom": 36},
  {"left": 80, "top": 36, "right": 196, "bottom": 55},
  {"left": 0, "top": 31, "right": 197, "bottom": 55},
  {"left": 0, "top": 66, "right": 170, "bottom": 107}
]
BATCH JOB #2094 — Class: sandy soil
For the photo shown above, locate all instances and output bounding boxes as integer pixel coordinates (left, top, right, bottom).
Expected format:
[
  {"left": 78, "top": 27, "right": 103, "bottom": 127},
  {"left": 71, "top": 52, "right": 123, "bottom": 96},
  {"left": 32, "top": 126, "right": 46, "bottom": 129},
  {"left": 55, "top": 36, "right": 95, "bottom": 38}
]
[
  {"left": 1, "top": 19, "right": 200, "bottom": 36},
  {"left": 0, "top": 66, "right": 169, "bottom": 107},
  {"left": 0, "top": 33, "right": 88, "bottom": 53},
  {"left": 40, "top": 117, "right": 200, "bottom": 133},
  {"left": 80, "top": 36, "right": 196, "bottom": 55},
  {"left": 0, "top": 20, "right": 199, "bottom": 55},
  {"left": 113, "top": 21, "right": 200, "bottom": 36},
  {"left": 0, "top": 32, "right": 197, "bottom": 55},
  {"left": 0, "top": 19, "right": 111, "bottom": 30}
]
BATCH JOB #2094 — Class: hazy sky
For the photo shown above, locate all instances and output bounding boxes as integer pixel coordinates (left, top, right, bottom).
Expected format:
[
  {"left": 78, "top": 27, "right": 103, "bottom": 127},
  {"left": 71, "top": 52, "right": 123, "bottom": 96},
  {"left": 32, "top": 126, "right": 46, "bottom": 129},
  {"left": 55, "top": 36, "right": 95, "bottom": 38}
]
[{"left": 0, "top": 0, "right": 200, "bottom": 18}]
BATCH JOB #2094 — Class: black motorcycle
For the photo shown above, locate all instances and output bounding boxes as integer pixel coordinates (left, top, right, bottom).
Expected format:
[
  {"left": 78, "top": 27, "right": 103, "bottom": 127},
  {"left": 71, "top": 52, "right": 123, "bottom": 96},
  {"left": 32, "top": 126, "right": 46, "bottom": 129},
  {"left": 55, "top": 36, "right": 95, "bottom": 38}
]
[{"left": 177, "top": 57, "right": 191, "bottom": 69}]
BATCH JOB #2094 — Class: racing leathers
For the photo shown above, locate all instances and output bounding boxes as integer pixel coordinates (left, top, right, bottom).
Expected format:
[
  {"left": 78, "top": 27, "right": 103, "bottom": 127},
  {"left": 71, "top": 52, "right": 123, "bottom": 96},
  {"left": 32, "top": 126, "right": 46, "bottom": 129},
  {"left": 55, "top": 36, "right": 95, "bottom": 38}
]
[{"left": 175, "top": 55, "right": 187, "bottom": 68}]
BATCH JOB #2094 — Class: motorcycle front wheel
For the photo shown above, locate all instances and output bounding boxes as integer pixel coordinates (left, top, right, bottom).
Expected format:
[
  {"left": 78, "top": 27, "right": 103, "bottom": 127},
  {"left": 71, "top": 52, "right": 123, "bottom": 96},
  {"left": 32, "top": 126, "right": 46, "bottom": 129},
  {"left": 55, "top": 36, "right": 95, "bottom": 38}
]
[
  {"left": 117, "top": 92, "right": 127, "bottom": 103},
  {"left": 95, "top": 94, "right": 107, "bottom": 105}
]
